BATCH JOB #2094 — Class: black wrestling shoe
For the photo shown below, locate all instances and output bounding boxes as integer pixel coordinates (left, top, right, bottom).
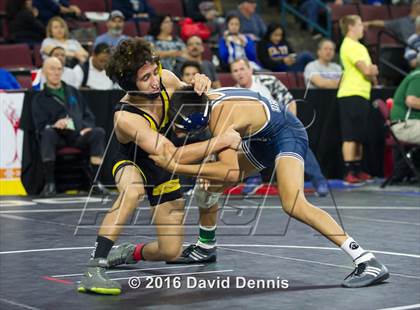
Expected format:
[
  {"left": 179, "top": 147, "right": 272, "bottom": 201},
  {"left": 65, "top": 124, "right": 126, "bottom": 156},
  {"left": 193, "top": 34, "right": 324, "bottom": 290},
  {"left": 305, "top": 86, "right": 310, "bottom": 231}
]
[
  {"left": 91, "top": 182, "right": 111, "bottom": 196},
  {"left": 342, "top": 255, "right": 389, "bottom": 288},
  {"left": 166, "top": 244, "right": 217, "bottom": 264},
  {"left": 40, "top": 182, "right": 56, "bottom": 197}
]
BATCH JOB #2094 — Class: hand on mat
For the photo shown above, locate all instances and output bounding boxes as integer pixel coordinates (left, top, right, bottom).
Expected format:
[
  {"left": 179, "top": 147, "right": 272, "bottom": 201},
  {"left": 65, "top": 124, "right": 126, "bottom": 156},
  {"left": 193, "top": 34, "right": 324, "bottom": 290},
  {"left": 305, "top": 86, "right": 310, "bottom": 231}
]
[{"left": 149, "top": 144, "right": 176, "bottom": 171}]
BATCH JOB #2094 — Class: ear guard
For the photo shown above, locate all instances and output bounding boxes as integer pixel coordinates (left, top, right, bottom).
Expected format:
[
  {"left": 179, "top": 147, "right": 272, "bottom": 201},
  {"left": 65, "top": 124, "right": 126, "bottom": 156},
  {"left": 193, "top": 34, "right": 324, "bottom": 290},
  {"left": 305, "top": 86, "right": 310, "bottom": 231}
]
[{"left": 172, "top": 100, "right": 211, "bottom": 133}]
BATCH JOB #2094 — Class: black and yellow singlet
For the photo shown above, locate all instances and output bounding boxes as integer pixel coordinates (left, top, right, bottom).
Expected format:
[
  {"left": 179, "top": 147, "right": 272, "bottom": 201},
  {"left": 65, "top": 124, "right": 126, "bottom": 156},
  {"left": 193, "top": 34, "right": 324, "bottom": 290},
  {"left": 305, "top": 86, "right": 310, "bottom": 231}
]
[{"left": 112, "top": 72, "right": 182, "bottom": 207}]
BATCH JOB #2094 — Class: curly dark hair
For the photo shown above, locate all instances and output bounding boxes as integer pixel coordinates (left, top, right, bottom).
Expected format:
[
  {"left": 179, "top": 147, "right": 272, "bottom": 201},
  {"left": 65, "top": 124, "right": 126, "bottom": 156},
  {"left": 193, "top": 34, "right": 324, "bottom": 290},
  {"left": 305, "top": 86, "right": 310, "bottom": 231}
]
[{"left": 105, "top": 37, "right": 157, "bottom": 91}]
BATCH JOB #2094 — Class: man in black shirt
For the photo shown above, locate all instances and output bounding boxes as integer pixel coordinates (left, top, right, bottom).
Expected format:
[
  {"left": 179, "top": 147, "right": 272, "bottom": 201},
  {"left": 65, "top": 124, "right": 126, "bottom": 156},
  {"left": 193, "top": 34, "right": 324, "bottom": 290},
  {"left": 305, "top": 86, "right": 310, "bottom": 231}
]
[{"left": 32, "top": 57, "right": 107, "bottom": 196}]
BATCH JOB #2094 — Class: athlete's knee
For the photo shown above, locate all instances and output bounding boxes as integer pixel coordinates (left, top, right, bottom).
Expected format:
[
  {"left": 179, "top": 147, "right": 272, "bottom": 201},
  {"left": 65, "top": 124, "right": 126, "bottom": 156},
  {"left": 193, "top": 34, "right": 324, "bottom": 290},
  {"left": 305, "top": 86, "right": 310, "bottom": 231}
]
[
  {"left": 122, "top": 185, "right": 145, "bottom": 205},
  {"left": 281, "top": 193, "right": 305, "bottom": 216},
  {"left": 282, "top": 196, "right": 313, "bottom": 222},
  {"left": 194, "top": 185, "right": 222, "bottom": 209}
]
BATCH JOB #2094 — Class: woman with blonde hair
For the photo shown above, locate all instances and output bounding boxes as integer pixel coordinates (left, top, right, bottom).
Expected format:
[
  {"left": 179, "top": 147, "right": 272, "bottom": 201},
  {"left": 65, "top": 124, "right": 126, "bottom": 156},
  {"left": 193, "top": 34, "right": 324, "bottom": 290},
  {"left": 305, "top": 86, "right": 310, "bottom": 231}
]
[{"left": 40, "top": 16, "right": 88, "bottom": 64}]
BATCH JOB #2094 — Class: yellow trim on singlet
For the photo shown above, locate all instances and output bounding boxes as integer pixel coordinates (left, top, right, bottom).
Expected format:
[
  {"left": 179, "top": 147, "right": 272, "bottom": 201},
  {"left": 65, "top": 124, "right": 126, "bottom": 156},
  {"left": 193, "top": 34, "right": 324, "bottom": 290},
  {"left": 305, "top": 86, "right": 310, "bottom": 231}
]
[
  {"left": 112, "top": 160, "right": 147, "bottom": 182},
  {"left": 142, "top": 114, "right": 158, "bottom": 131},
  {"left": 158, "top": 62, "right": 170, "bottom": 131},
  {"left": 152, "top": 179, "right": 181, "bottom": 196},
  {"left": 160, "top": 87, "right": 170, "bottom": 130}
]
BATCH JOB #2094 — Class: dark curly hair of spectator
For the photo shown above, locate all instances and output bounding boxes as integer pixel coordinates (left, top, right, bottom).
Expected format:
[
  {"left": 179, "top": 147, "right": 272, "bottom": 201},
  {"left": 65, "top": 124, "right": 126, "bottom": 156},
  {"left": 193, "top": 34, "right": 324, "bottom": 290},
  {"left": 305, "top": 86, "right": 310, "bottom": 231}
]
[
  {"left": 148, "top": 14, "right": 171, "bottom": 39},
  {"left": 106, "top": 37, "right": 158, "bottom": 91},
  {"left": 263, "top": 22, "right": 287, "bottom": 42}
]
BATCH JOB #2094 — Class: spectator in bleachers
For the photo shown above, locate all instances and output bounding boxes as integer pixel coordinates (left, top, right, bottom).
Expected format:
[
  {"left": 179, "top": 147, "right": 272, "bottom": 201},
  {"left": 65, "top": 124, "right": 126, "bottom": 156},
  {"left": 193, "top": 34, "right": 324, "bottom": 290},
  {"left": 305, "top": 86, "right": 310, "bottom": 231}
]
[
  {"left": 304, "top": 39, "right": 342, "bottom": 89},
  {"left": 34, "top": 46, "right": 79, "bottom": 89},
  {"left": 5, "top": 0, "right": 45, "bottom": 44},
  {"left": 40, "top": 16, "right": 88, "bottom": 64},
  {"left": 363, "top": 0, "right": 420, "bottom": 42},
  {"left": 390, "top": 53, "right": 420, "bottom": 145},
  {"left": 404, "top": 16, "right": 420, "bottom": 68},
  {"left": 219, "top": 15, "right": 261, "bottom": 71},
  {"left": 184, "top": 0, "right": 225, "bottom": 43},
  {"left": 33, "top": 0, "right": 81, "bottom": 25},
  {"left": 229, "top": 58, "right": 329, "bottom": 196},
  {"left": 184, "top": 0, "right": 221, "bottom": 22},
  {"left": 227, "top": 0, "right": 266, "bottom": 40},
  {"left": 112, "top": 0, "right": 155, "bottom": 20},
  {"left": 49, "top": 46, "right": 79, "bottom": 87},
  {"left": 73, "top": 43, "right": 116, "bottom": 90},
  {"left": 175, "top": 35, "right": 221, "bottom": 88},
  {"left": 337, "top": 15, "right": 378, "bottom": 184},
  {"left": 144, "top": 15, "right": 186, "bottom": 71},
  {"left": 32, "top": 57, "right": 108, "bottom": 197},
  {"left": 299, "top": 0, "right": 323, "bottom": 37},
  {"left": 179, "top": 60, "right": 202, "bottom": 84},
  {"left": 257, "top": 22, "right": 314, "bottom": 72},
  {"left": 0, "top": 68, "right": 21, "bottom": 90},
  {"left": 94, "top": 10, "right": 129, "bottom": 49}
]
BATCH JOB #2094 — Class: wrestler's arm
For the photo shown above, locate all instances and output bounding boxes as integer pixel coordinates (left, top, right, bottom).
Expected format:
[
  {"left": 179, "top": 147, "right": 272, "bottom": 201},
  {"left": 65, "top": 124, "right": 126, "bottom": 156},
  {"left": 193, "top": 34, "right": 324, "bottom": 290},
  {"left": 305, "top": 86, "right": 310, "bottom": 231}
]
[
  {"left": 150, "top": 103, "right": 242, "bottom": 183},
  {"left": 158, "top": 70, "right": 241, "bottom": 163},
  {"left": 115, "top": 111, "right": 238, "bottom": 163}
]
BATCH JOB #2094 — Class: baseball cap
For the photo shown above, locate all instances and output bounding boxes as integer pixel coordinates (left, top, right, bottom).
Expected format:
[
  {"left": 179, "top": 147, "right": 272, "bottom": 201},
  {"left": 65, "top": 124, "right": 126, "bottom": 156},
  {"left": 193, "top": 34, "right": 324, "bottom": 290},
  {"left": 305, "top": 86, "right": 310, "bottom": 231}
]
[{"left": 109, "top": 10, "right": 125, "bottom": 20}]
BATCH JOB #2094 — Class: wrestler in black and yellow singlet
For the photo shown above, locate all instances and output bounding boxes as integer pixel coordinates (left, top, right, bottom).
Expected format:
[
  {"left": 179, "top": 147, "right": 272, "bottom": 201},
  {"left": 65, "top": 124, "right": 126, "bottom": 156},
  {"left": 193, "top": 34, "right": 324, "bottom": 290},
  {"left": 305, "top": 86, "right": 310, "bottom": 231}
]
[{"left": 112, "top": 73, "right": 182, "bottom": 207}]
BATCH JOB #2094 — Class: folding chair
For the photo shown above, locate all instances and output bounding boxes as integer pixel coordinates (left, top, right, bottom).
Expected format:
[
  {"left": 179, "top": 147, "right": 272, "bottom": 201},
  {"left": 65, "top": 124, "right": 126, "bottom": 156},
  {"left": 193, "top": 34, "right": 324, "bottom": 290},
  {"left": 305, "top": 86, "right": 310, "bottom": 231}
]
[{"left": 373, "top": 99, "right": 420, "bottom": 187}]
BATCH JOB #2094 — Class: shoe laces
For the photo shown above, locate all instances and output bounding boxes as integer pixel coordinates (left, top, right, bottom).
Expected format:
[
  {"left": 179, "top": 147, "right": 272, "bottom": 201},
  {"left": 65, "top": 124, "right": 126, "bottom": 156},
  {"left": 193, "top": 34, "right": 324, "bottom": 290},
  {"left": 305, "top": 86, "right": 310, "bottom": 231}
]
[
  {"left": 111, "top": 248, "right": 130, "bottom": 266},
  {"left": 346, "top": 262, "right": 367, "bottom": 279},
  {"left": 88, "top": 265, "right": 109, "bottom": 280},
  {"left": 182, "top": 244, "right": 197, "bottom": 256}
]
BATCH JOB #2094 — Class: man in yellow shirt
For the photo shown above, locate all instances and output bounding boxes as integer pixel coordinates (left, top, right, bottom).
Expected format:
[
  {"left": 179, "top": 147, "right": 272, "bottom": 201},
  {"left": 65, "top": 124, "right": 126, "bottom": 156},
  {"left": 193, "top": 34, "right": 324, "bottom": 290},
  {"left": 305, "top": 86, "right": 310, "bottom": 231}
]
[{"left": 337, "top": 15, "right": 379, "bottom": 184}]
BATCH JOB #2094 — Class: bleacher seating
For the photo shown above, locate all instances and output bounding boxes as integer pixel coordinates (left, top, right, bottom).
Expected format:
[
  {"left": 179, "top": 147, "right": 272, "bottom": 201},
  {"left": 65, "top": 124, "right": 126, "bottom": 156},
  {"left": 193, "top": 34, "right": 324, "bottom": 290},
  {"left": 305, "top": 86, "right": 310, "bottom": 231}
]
[
  {"left": 217, "top": 73, "right": 235, "bottom": 87},
  {"left": 285, "top": 72, "right": 297, "bottom": 88},
  {"left": 0, "top": 44, "right": 34, "bottom": 70},
  {"left": 138, "top": 21, "right": 151, "bottom": 36},
  {"left": 295, "top": 72, "right": 305, "bottom": 89},
  {"left": 1, "top": 18, "right": 8, "bottom": 41},
  {"left": 389, "top": 5, "right": 410, "bottom": 19},
  {"left": 69, "top": 0, "right": 107, "bottom": 13},
  {"left": 329, "top": 4, "right": 359, "bottom": 22},
  {"left": 202, "top": 42, "right": 213, "bottom": 61},
  {"left": 364, "top": 28, "right": 398, "bottom": 47},
  {"left": 0, "top": 0, "right": 5, "bottom": 15},
  {"left": 71, "top": 21, "right": 96, "bottom": 30},
  {"left": 16, "top": 75, "right": 32, "bottom": 89},
  {"left": 33, "top": 44, "right": 43, "bottom": 67},
  {"left": 148, "top": 0, "right": 184, "bottom": 17},
  {"left": 359, "top": 4, "right": 391, "bottom": 21},
  {"left": 269, "top": 72, "right": 290, "bottom": 88}
]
